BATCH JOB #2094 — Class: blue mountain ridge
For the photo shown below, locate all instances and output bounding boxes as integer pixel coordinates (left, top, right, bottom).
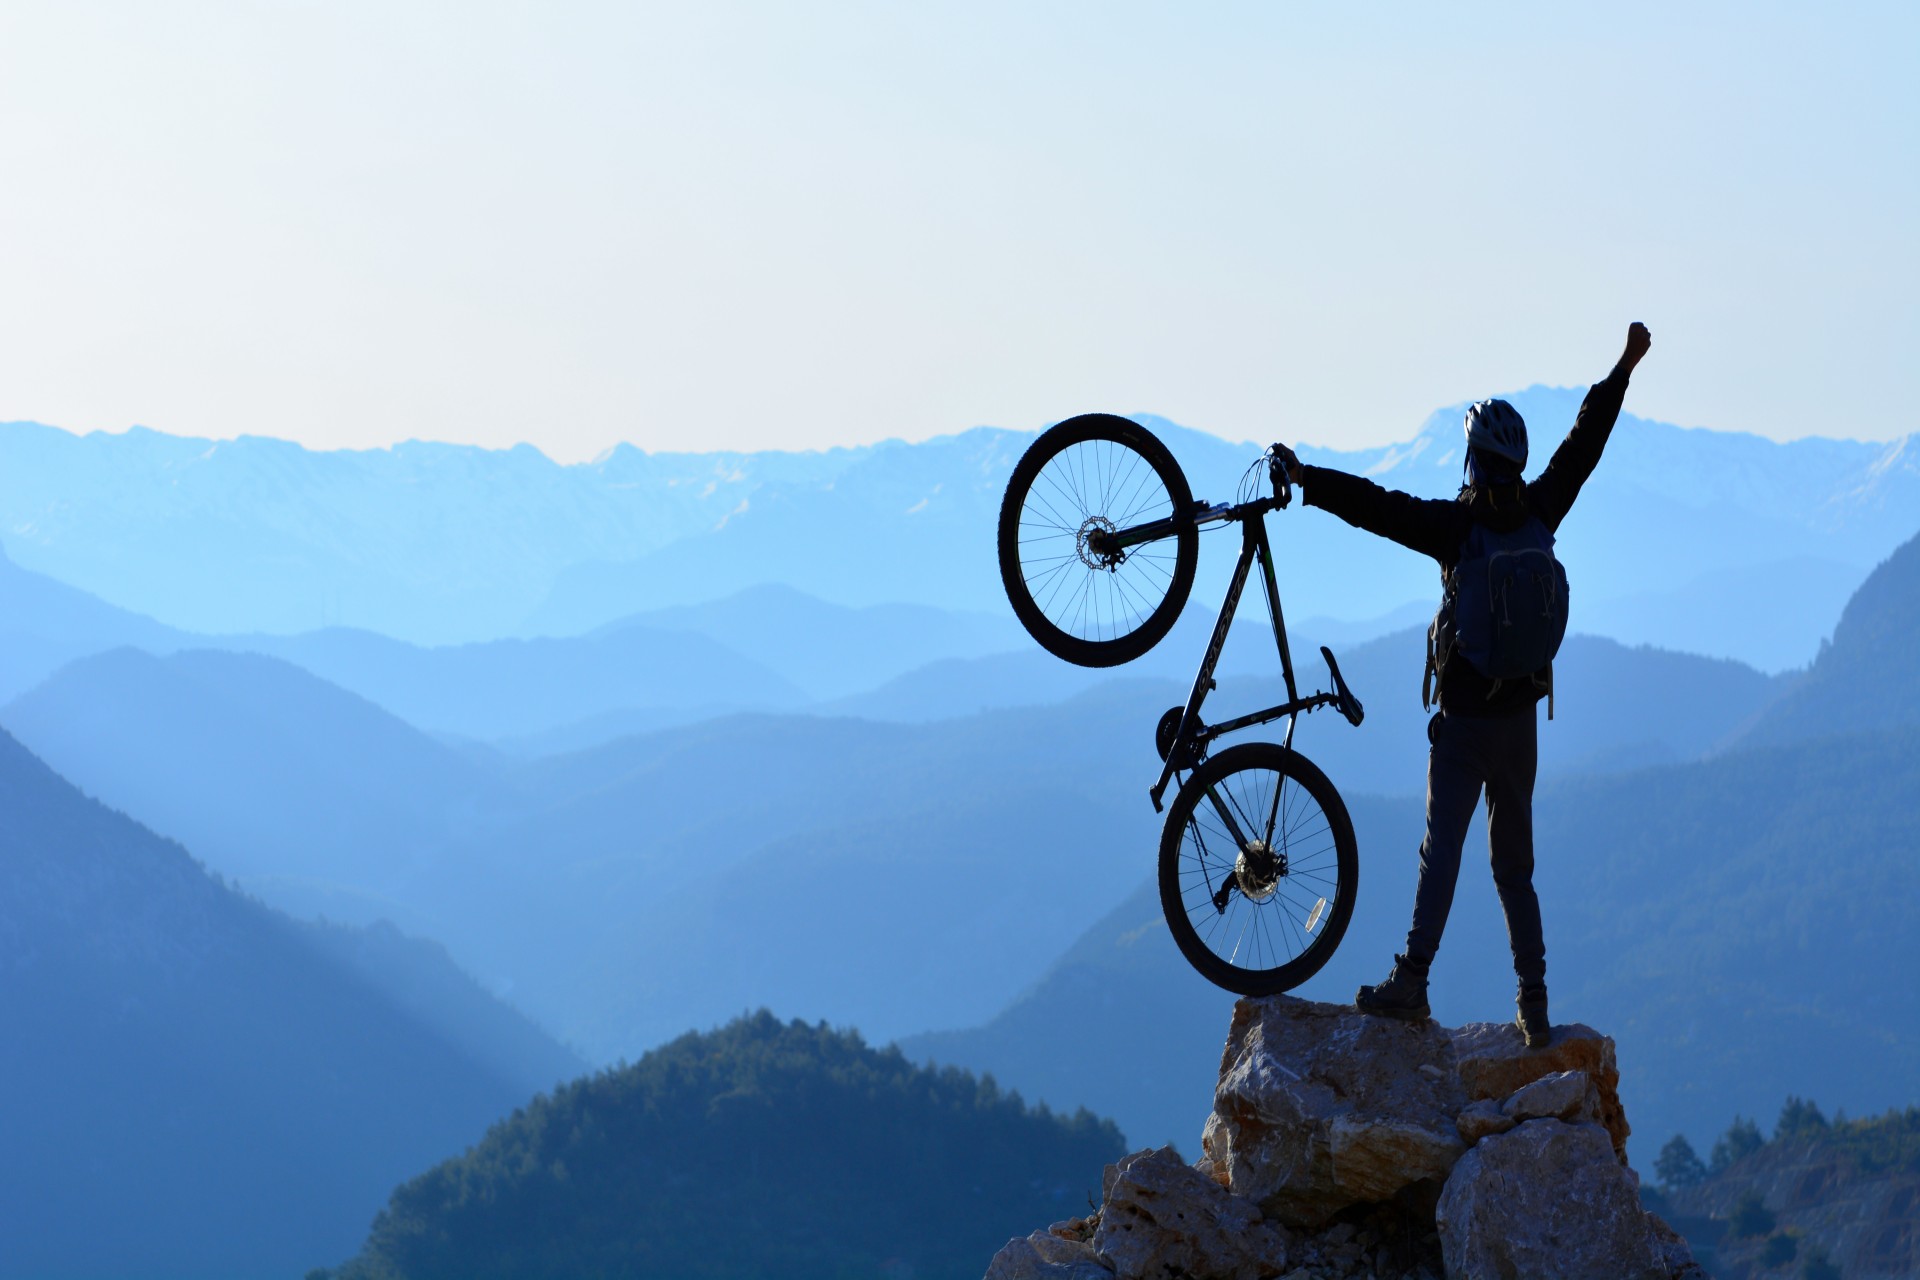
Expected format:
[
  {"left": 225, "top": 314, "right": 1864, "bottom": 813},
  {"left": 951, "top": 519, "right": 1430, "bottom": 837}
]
[
  {"left": 2, "top": 616, "right": 1799, "bottom": 1069},
  {"left": 0, "top": 725, "right": 582, "bottom": 1279},
  {"left": 1, "top": 403, "right": 1911, "bottom": 668},
  {"left": 0, "top": 545, "right": 1022, "bottom": 745}
]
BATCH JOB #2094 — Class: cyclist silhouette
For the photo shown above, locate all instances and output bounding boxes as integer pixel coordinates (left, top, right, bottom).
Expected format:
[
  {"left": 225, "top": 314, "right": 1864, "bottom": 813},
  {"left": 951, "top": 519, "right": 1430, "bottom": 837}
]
[{"left": 1277, "top": 321, "right": 1653, "bottom": 1046}]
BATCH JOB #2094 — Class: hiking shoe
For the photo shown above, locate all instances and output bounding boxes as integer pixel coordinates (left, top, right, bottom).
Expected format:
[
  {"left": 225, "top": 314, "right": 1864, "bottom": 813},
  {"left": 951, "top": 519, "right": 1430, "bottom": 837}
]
[
  {"left": 1356, "top": 954, "right": 1431, "bottom": 1021},
  {"left": 1516, "top": 983, "right": 1551, "bottom": 1049}
]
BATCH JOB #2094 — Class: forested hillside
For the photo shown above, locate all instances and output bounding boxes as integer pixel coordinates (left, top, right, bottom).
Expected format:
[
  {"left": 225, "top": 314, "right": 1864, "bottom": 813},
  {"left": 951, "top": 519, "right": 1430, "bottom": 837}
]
[
  {"left": 315, "top": 1012, "right": 1123, "bottom": 1280},
  {"left": 0, "top": 728, "right": 580, "bottom": 1279},
  {"left": 1651, "top": 1099, "right": 1920, "bottom": 1278}
]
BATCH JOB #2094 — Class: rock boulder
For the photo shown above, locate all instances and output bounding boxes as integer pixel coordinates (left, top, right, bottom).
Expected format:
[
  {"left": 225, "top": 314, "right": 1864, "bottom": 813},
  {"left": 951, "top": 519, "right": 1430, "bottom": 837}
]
[
  {"left": 983, "top": 1230, "right": 1114, "bottom": 1280},
  {"left": 1451, "top": 1020, "right": 1630, "bottom": 1161},
  {"left": 1454, "top": 1098, "right": 1516, "bottom": 1143},
  {"left": 1091, "top": 1147, "right": 1291, "bottom": 1280},
  {"left": 1503, "top": 1069, "right": 1603, "bottom": 1126},
  {"left": 1436, "top": 1118, "right": 1663, "bottom": 1280},
  {"left": 1202, "top": 996, "right": 1467, "bottom": 1226}
]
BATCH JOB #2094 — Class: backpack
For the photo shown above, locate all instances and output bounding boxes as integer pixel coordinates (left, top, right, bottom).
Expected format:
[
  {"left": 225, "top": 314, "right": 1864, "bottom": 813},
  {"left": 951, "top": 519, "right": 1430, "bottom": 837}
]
[{"left": 1424, "top": 512, "right": 1569, "bottom": 713}]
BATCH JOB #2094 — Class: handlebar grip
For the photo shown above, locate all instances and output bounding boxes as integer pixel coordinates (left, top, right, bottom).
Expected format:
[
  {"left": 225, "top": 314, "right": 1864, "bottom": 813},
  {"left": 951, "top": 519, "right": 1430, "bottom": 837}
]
[{"left": 1268, "top": 447, "right": 1296, "bottom": 509}]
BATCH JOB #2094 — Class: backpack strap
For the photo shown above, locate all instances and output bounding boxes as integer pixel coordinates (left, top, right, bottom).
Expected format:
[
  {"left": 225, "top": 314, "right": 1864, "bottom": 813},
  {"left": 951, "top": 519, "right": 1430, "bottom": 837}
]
[
  {"left": 1424, "top": 562, "right": 1457, "bottom": 713},
  {"left": 1422, "top": 621, "right": 1437, "bottom": 712}
]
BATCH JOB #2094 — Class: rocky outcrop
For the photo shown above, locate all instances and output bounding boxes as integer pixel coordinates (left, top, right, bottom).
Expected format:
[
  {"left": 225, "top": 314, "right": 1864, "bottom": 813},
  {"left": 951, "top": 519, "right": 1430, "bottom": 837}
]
[
  {"left": 1092, "top": 1147, "right": 1292, "bottom": 1280},
  {"left": 983, "top": 1229, "right": 1113, "bottom": 1280},
  {"left": 1451, "top": 1020, "right": 1630, "bottom": 1160},
  {"left": 1437, "top": 1119, "right": 1664, "bottom": 1280},
  {"left": 985, "top": 995, "right": 1699, "bottom": 1280},
  {"left": 1201, "top": 997, "right": 1467, "bottom": 1227}
]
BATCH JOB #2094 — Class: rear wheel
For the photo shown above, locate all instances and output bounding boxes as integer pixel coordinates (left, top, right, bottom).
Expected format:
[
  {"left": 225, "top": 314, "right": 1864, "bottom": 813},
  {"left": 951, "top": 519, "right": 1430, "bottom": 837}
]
[
  {"left": 997, "top": 414, "right": 1197, "bottom": 667},
  {"left": 1158, "top": 742, "right": 1358, "bottom": 995}
]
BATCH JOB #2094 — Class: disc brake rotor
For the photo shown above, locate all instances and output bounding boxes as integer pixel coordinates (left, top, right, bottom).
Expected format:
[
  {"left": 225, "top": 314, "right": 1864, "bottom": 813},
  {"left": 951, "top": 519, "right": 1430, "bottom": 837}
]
[
  {"left": 1233, "top": 839, "right": 1287, "bottom": 901},
  {"left": 1076, "top": 516, "right": 1121, "bottom": 570}
]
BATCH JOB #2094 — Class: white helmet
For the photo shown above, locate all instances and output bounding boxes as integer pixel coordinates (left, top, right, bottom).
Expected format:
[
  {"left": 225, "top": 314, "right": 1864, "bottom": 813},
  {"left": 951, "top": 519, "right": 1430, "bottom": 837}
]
[{"left": 1464, "top": 399, "right": 1528, "bottom": 470}]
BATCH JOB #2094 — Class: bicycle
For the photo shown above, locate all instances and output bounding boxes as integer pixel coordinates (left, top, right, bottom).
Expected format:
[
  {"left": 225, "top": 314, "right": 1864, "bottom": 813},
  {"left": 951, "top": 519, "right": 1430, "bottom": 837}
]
[{"left": 996, "top": 414, "right": 1366, "bottom": 995}]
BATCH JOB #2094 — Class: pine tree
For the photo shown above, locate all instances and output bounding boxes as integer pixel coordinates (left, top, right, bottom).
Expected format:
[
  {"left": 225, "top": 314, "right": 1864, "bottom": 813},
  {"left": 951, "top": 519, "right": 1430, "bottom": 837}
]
[
  {"left": 1776, "top": 1096, "right": 1830, "bottom": 1140},
  {"left": 1710, "top": 1115, "right": 1765, "bottom": 1174},
  {"left": 1654, "top": 1134, "right": 1707, "bottom": 1190}
]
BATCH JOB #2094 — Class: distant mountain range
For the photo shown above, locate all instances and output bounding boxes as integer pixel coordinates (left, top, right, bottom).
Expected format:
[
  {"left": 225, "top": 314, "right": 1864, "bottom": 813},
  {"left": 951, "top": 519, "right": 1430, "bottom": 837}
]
[
  {"left": 0, "top": 726, "right": 582, "bottom": 1279},
  {"left": 0, "top": 566, "right": 1830, "bottom": 1074},
  {"left": 3, "top": 396, "right": 1912, "bottom": 668},
  {"left": 1735, "top": 527, "right": 1920, "bottom": 748},
  {"left": 0, "top": 545, "right": 1027, "bottom": 744}
]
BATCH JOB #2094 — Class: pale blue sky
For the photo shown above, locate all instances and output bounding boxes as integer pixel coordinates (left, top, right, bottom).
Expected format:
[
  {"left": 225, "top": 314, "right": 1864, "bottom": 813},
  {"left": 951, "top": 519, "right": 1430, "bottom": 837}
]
[{"left": 1, "top": 2, "right": 1912, "bottom": 460}]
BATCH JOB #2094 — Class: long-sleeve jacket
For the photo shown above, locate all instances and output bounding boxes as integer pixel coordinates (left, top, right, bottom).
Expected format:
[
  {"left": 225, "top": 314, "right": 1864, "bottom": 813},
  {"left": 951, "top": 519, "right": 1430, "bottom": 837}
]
[{"left": 1299, "top": 365, "right": 1633, "bottom": 715}]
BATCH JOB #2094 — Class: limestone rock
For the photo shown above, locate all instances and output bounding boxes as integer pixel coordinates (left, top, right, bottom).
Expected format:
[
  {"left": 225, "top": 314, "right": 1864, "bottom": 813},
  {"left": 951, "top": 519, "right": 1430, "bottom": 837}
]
[
  {"left": 1503, "top": 1069, "right": 1602, "bottom": 1126},
  {"left": 1450, "top": 1020, "right": 1630, "bottom": 1161},
  {"left": 1454, "top": 1098, "right": 1516, "bottom": 1143},
  {"left": 984, "top": 1229, "right": 1115, "bottom": 1280},
  {"left": 1203, "top": 996, "right": 1467, "bottom": 1227},
  {"left": 1090, "top": 1146, "right": 1290, "bottom": 1280},
  {"left": 1436, "top": 1119, "right": 1664, "bottom": 1280}
]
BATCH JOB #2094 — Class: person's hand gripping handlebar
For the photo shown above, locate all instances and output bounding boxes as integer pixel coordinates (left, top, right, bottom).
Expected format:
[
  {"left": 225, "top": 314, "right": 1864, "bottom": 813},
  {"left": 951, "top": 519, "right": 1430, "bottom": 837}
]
[{"left": 1268, "top": 442, "right": 1303, "bottom": 507}]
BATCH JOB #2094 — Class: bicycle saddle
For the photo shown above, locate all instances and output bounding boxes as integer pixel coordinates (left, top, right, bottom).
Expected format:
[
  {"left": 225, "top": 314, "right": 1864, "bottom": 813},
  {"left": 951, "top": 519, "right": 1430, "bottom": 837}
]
[{"left": 1320, "top": 646, "right": 1365, "bottom": 727}]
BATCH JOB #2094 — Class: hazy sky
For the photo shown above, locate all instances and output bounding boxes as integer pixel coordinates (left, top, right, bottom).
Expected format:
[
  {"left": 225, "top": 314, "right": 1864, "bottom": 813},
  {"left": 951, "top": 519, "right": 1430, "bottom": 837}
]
[{"left": 2, "top": 2, "right": 1913, "bottom": 460}]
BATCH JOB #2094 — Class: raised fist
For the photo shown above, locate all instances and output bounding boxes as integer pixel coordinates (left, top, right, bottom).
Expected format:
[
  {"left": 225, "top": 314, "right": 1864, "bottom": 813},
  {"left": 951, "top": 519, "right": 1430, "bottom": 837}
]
[{"left": 1623, "top": 321, "right": 1652, "bottom": 369}]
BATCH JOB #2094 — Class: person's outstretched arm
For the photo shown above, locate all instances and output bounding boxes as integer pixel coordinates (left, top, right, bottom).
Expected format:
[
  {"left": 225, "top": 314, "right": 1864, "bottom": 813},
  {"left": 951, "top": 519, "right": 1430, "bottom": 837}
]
[
  {"left": 1528, "top": 322, "right": 1653, "bottom": 530},
  {"left": 1285, "top": 455, "right": 1464, "bottom": 562}
]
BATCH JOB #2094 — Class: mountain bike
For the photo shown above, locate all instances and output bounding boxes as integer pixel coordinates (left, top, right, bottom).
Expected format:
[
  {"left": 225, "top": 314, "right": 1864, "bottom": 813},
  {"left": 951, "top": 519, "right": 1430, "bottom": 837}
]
[{"left": 996, "top": 414, "right": 1365, "bottom": 995}]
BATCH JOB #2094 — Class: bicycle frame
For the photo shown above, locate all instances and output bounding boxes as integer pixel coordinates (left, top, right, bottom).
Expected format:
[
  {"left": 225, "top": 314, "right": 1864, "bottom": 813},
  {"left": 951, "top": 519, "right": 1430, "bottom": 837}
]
[{"left": 1135, "top": 497, "right": 1350, "bottom": 814}]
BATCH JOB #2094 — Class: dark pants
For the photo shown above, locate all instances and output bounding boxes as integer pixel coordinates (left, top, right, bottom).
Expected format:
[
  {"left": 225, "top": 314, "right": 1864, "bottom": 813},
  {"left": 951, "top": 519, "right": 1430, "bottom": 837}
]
[{"left": 1404, "top": 707, "right": 1545, "bottom": 988}]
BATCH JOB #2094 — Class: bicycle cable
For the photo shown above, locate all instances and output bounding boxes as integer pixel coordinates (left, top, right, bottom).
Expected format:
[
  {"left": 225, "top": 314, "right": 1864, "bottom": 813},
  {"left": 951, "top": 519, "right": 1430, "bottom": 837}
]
[{"left": 1235, "top": 452, "right": 1270, "bottom": 508}]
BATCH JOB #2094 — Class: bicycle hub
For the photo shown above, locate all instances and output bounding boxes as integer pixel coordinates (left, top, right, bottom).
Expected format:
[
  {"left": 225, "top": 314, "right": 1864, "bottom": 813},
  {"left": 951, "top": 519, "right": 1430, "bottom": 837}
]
[
  {"left": 1234, "top": 839, "right": 1286, "bottom": 901},
  {"left": 1078, "top": 517, "right": 1123, "bottom": 569}
]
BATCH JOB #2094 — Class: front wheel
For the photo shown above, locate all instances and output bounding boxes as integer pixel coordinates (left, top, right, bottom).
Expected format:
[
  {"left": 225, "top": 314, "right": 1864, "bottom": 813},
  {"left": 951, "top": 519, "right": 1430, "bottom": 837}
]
[
  {"left": 1158, "top": 742, "right": 1358, "bottom": 995},
  {"left": 997, "top": 414, "right": 1198, "bottom": 668}
]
